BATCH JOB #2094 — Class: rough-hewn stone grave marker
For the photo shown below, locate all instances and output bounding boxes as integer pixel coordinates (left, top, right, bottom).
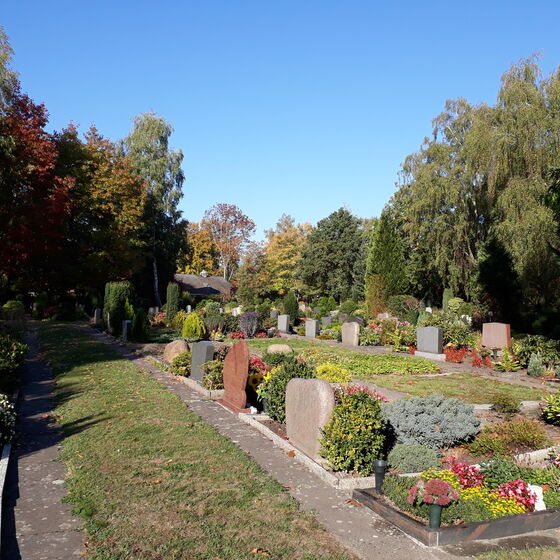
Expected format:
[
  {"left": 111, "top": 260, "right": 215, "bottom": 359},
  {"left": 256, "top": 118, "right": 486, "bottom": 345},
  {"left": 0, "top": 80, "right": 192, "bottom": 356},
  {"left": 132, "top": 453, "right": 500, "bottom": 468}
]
[
  {"left": 286, "top": 378, "right": 335, "bottom": 462},
  {"left": 219, "top": 340, "right": 250, "bottom": 413},
  {"left": 191, "top": 341, "right": 214, "bottom": 382}
]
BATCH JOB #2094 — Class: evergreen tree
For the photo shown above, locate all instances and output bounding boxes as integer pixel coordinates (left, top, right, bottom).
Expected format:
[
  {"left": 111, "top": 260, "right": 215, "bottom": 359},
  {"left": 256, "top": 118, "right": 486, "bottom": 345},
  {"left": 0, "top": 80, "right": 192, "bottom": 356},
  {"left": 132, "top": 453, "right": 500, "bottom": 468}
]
[
  {"left": 166, "top": 282, "right": 180, "bottom": 321},
  {"left": 365, "top": 211, "right": 407, "bottom": 314}
]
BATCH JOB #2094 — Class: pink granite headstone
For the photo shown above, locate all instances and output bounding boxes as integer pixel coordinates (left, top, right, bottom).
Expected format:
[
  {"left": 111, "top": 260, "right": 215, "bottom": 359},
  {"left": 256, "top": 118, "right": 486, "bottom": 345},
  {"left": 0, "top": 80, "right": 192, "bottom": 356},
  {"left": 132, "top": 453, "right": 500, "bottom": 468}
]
[
  {"left": 219, "top": 341, "right": 250, "bottom": 413},
  {"left": 482, "top": 322, "right": 511, "bottom": 349}
]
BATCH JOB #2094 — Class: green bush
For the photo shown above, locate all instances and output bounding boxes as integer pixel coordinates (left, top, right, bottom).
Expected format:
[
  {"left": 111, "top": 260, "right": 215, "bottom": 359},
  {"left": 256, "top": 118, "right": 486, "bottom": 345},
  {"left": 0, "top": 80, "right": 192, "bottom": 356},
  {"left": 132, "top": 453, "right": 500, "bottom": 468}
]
[
  {"left": 339, "top": 299, "right": 358, "bottom": 315},
  {"left": 544, "top": 489, "right": 560, "bottom": 508},
  {"left": 1, "top": 300, "right": 25, "bottom": 321},
  {"left": 515, "top": 335, "right": 560, "bottom": 367},
  {"left": 103, "top": 281, "right": 133, "bottom": 336},
  {"left": 203, "top": 311, "right": 225, "bottom": 334},
  {"left": 470, "top": 419, "right": 550, "bottom": 456},
  {"left": 0, "top": 394, "right": 15, "bottom": 444},
  {"left": 257, "top": 360, "right": 315, "bottom": 423},
  {"left": 200, "top": 360, "right": 224, "bottom": 390},
  {"left": 479, "top": 458, "right": 522, "bottom": 488},
  {"left": 262, "top": 351, "right": 296, "bottom": 367},
  {"left": 527, "top": 353, "right": 546, "bottom": 377},
  {"left": 442, "top": 288, "right": 454, "bottom": 311},
  {"left": 493, "top": 348, "right": 521, "bottom": 372},
  {"left": 166, "top": 282, "right": 180, "bottom": 321},
  {"left": 0, "top": 334, "right": 27, "bottom": 378},
  {"left": 283, "top": 291, "right": 299, "bottom": 323},
  {"left": 319, "top": 391, "right": 386, "bottom": 475},
  {"left": 170, "top": 310, "right": 189, "bottom": 330},
  {"left": 387, "top": 444, "right": 441, "bottom": 473},
  {"left": 170, "top": 351, "right": 192, "bottom": 376},
  {"left": 131, "top": 309, "right": 148, "bottom": 342},
  {"left": 490, "top": 392, "right": 520, "bottom": 415},
  {"left": 315, "top": 363, "right": 352, "bottom": 383},
  {"left": 387, "top": 295, "right": 420, "bottom": 324},
  {"left": 181, "top": 313, "right": 206, "bottom": 342},
  {"left": 543, "top": 393, "right": 560, "bottom": 425},
  {"left": 382, "top": 395, "right": 480, "bottom": 449}
]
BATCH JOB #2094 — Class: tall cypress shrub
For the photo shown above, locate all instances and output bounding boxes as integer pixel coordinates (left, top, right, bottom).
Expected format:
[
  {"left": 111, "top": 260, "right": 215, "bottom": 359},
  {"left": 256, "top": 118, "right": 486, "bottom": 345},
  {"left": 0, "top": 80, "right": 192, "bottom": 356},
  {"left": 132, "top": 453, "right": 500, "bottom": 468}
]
[
  {"left": 283, "top": 290, "right": 299, "bottom": 323},
  {"left": 365, "top": 211, "right": 408, "bottom": 315},
  {"left": 166, "top": 282, "right": 180, "bottom": 321},
  {"left": 103, "top": 281, "right": 133, "bottom": 336}
]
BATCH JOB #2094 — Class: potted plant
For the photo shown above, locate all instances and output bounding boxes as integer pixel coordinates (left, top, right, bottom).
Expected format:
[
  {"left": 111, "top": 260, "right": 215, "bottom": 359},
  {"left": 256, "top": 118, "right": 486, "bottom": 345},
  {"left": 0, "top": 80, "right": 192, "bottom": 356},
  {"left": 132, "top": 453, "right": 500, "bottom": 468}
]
[{"left": 407, "top": 478, "right": 459, "bottom": 528}]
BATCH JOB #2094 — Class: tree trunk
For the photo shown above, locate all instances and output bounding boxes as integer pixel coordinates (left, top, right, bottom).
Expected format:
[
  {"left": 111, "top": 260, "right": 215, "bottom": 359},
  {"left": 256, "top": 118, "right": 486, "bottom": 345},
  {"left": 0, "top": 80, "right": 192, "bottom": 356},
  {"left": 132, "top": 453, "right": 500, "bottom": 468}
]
[{"left": 153, "top": 256, "right": 162, "bottom": 307}]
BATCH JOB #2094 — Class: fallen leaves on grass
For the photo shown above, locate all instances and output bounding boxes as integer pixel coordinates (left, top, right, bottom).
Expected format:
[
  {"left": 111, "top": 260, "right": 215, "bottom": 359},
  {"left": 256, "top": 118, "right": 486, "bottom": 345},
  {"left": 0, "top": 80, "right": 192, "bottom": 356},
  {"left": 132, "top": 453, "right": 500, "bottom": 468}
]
[{"left": 250, "top": 548, "right": 271, "bottom": 556}]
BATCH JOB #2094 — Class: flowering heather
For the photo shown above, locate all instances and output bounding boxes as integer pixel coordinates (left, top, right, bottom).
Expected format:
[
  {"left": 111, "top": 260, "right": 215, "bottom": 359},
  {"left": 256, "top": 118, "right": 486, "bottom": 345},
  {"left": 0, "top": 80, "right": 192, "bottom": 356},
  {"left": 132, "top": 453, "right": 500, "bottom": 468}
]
[{"left": 334, "top": 384, "right": 389, "bottom": 403}]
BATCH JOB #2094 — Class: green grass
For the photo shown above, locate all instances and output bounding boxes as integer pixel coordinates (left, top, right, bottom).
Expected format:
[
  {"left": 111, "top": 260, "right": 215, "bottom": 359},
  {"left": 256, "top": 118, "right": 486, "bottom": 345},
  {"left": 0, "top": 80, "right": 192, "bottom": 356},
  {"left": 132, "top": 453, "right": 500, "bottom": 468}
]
[
  {"left": 477, "top": 548, "right": 560, "bottom": 560},
  {"left": 357, "top": 373, "right": 548, "bottom": 403},
  {"left": 39, "top": 323, "right": 356, "bottom": 560},
  {"left": 248, "top": 338, "right": 548, "bottom": 403}
]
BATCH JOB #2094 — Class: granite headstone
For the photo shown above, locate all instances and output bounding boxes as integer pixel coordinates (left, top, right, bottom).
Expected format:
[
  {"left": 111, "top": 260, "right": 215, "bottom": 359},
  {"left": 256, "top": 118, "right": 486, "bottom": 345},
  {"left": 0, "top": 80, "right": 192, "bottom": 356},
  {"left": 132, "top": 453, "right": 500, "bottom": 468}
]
[
  {"left": 278, "top": 314, "right": 290, "bottom": 333},
  {"left": 219, "top": 340, "right": 250, "bottom": 413},
  {"left": 305, "top": 319, "right": 319, "bottom": 338},
  {"left": 191, "top": 341, "right": 215, "bottom": 382},
  {"left": 341, "top": 322, "right": 360, "bottom": 346},
  {"left": 482, "top": 323, "right": 511, "bottom": 349}
]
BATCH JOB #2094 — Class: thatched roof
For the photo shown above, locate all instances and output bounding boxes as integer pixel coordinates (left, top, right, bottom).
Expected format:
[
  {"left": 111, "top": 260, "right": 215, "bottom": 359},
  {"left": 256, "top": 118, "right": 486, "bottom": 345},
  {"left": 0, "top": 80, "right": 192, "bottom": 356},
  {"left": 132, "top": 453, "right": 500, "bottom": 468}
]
[{"left": 174, "top": 274, "right": 233, "bottom": 297}]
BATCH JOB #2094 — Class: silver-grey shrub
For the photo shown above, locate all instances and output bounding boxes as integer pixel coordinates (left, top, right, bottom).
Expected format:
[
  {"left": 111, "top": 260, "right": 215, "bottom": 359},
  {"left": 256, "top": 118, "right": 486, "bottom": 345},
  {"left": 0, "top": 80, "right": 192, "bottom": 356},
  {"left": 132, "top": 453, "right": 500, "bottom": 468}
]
[
  {"left": 382, "top": 395, "right": 481, "bottom": 450},
  {"left": 387, "top": 443, "right": 441, "bottom": 473}
]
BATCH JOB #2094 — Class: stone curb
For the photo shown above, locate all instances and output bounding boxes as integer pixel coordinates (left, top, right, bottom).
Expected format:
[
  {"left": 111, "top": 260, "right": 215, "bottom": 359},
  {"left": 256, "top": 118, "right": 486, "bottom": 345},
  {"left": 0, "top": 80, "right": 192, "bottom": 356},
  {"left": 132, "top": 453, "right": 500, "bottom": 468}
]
[
  {"left": 0, "top": 442, "right": 11, "bottom": 551},
  {"left": 238, "top": 413, "right": 377, "bottom": 492}
]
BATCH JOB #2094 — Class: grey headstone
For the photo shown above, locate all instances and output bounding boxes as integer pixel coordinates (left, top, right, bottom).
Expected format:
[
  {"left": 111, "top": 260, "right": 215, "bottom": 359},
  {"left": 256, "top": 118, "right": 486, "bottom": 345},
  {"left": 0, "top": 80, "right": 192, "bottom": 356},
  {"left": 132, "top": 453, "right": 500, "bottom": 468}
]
[
  {"left": 313, "top": 306, "right": 320, "bottom": 314},
  {"left": 148, "top": 307, "right": 155, "bottom": 315},
  {"left": 122, "top": 320, "right": 132, "bottom": 341},
  {"left": 286, "top": 378, "right": 335, "bottom": 462},
  {"left": 191, "top": 341, "right": 215, "bottom": 382},
  {"left": 349, "top": 315, "right": 364, "bottom": 327},
  {"left": 270, "top": 310, "right": 279, "bottom": 319},
  {"left": 305, "top": 319, "right": 319, "bottom": 338},
  {"left": 93, "top": 308, "right": 102, "bottom": 323},
  {"left": 338, "top": 313, "right": 349, "bottom": 323},
  {"left": 416, "top": 326, "right": 443, "bottom": 354},
  {"left": 186, "top": 305, "right": 192, "bottom": 313},
  {"left": 321, "top": 316, "right": 333, "bottom": 327},
  {"left": 277, "top": 314, "right": 290, "bottom": 333},
  {"left": 341, "top": 322, "right": 360, "bottom": 346}
]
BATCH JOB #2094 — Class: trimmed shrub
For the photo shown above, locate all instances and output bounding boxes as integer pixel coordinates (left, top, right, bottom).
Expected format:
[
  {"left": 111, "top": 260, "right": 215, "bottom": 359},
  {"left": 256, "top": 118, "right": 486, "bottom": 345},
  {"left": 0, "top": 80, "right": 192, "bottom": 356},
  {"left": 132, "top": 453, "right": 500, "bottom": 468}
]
[
  {"left": 387, "top": 444, "right": 441, "bottom": 473},
  {"left": 1, "top": 300, "right": 25, "bottom": 321},
  {"left": 339, "top": 299, "right": 358, "bottom": 315},
  {"left": 166, "top": 282, "right": 180, "bottom": 321},
  {"left": 170, "top": 310, "right": 189, "bottom": 330},
  {"left": 131, "top": 309, "right": 149, "bottom": 342},
  {"left": 0, "top": 394, "right": 15, "bottom": 444},
  {"left": 181, "top": 313, "right": 206, "bottom": 342},
  {"left": 515, "top": 335, "right": 560, "bottom": 367},
  {"left": 262, "top": 351, "right": 296, "bottom": 368},
  {"left": 103, "top": 281, "right": 133, "bottom": 336},
  {"left": 387, "top": 295, "right": 420, "bottom": 324},
  {"left": 203, "top": 311, "right": 225, "bottom": 334},
  {"left": 283, "top": 291, "right": 299, "bottom": 323},
  {"left": 382, "top": 395, "right": 480, "bottom": 449},
  {"left": 315, "top": 363, "right": 351, "bottom": 383},
  {"left": 490, "top": 392, "right": 520, "bottom": 416},
  {"left": 442, "top": 288, "right": 454, "bottom": 311},
  {"left": 239, "top": 312, "right": 259, "bottom": 338},
  {"left": 527, "top": 353, "right": 546, "bottom": 377},
  {"left": 170, "top": 351, "right": 192, "bottom": 376},
  {"left": 319, "top": 391, "right": 386, "bottom": 475},
  {"left": 256, "top": 360, "right": 314, "bottom": 423}
]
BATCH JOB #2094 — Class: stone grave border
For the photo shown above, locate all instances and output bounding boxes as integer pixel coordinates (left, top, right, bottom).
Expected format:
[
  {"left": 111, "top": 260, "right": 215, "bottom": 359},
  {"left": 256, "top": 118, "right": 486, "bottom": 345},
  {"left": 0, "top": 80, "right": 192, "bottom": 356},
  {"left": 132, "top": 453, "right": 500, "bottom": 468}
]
[
  {"left": 238, "top": 413, "right": 376, "bottom": 491},
  {"left": 354, "top": 488, "right": 560, "bottom": 547}
]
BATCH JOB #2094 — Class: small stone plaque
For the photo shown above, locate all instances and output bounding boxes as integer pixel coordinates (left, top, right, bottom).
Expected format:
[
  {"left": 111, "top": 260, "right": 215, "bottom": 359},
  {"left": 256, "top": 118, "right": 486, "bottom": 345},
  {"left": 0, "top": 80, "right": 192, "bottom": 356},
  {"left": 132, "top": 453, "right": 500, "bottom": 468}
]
[
  {"left": 270, "top": 309, "right": 279, "bottom": 319},
  {"left": 342, "top": 322, "right": 360, "bottom": 346},
  {"left": 482, "top": 323, "right": 511, "bottom": 349},
  {"left": 92, "top": 308, "right": 102, "bottom": 323},
  {"left": 321, "top": 316, "right": 333, "bottom": 327},
  {"left": 285, "top": 378, "right": 335, "bottom": 462},
  {"left": 338, "top": 313, "right": 349, "bottom": 323},
  {"left": 191, "top": 341, "right": 214, "bottom": 382},
  {"left": 305, "top": 319, "right": 319, "bottom": 338},
  {"left": 219, "top": 341, "right": 250, "bottom": 413}
]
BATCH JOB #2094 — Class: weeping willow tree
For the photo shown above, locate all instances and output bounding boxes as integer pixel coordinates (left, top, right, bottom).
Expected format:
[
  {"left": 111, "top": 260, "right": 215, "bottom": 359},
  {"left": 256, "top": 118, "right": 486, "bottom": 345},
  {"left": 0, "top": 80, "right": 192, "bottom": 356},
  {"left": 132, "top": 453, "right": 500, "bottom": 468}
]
[{"left": 389, "top": 55, "right": 560, "bottom": 328}]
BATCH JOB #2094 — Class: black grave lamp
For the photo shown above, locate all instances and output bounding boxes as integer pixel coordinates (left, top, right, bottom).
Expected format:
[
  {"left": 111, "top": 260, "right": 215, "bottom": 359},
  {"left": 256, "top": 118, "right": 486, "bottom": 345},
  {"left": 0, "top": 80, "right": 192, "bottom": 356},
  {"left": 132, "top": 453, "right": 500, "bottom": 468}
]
[{"left": 373, "top": 459, "right": 388, "bottom": 493}]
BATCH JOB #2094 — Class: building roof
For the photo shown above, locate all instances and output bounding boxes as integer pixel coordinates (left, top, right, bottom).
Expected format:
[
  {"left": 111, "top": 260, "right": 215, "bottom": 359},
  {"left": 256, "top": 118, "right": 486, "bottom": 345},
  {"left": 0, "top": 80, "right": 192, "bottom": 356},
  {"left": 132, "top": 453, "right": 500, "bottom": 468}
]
[{"left": 174, "top": 274, "right": 233, "bottom": 297}]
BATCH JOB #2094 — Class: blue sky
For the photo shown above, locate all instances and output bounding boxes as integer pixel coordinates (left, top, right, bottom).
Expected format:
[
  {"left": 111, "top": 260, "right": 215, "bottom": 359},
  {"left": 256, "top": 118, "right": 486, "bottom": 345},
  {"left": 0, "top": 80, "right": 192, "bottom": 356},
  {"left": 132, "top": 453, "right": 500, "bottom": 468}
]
[{"left": 3, "top": 1, "right": 560, "bottom": 238}]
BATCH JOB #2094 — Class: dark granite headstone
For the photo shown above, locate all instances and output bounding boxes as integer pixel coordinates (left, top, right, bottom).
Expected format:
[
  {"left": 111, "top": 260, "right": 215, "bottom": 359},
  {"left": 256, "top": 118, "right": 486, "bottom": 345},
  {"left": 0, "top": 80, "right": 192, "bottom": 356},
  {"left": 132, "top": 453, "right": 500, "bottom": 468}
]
[{"left": 191, "top": 341, "right": 214, "bottom": 382}]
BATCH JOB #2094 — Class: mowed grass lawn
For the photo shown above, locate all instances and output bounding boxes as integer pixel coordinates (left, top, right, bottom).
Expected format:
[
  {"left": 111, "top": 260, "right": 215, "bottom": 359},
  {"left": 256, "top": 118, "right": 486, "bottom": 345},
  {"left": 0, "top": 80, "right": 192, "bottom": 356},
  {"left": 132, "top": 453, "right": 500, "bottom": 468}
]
[
  {"left": 248, "top": 338, "right": 548, "bottom": 404},
  {"left": 39, "top": 323, "right": 356, "bottom": 560}
]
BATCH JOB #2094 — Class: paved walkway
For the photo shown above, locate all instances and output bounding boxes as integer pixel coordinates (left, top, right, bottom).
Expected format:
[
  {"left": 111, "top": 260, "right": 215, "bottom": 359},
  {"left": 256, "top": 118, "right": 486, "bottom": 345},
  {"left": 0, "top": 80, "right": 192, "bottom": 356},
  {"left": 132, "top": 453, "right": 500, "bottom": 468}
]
[
  {"left": 84, "top": 326, "right": 560, "bottom": 560},
  {"left": 1, "top": 330, "right": 83, "bottom": 559}
]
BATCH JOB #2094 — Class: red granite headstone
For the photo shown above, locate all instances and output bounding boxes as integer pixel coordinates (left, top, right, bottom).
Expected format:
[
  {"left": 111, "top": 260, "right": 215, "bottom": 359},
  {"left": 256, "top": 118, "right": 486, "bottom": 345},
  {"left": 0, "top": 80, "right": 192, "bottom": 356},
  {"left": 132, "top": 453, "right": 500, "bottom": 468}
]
[
  {"left": 219, "top": 340, "right": 250, "bottom": 413},
  {"left": 482, "top": 322, "right": 511, "bottom": 349}
]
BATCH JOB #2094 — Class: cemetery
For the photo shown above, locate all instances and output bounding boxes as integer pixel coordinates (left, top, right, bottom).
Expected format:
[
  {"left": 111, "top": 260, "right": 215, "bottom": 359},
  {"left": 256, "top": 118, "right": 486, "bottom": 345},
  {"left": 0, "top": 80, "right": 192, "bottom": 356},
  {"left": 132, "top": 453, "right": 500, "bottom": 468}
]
[{"left": 4, "top": 13, "right": 560, "bottom": 557}]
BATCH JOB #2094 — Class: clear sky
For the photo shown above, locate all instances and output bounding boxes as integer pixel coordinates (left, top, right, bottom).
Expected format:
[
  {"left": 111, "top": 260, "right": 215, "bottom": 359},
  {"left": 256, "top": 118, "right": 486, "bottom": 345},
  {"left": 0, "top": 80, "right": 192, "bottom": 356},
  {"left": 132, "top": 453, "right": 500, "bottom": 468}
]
[{"left": 3, "top": 1, "right": 560, "bottom": 238}]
